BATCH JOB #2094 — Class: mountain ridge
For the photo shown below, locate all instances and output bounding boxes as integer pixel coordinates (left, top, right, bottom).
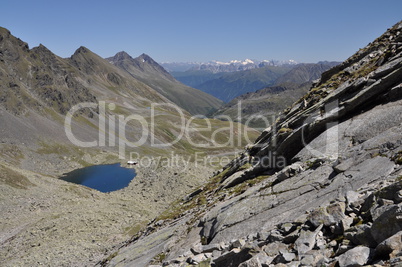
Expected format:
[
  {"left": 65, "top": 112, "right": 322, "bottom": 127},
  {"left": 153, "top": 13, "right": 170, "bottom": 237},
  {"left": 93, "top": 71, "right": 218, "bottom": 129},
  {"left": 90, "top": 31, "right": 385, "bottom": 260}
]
[
  {"left": 211, "top": 62, "right": 340, "bottom": 127},
  {"left": 0, "top": 26, "right": 258, "bottom": 266},
  {"left": 107, "top": 51, "right": 223, "bottom": 115},
  {"left": 161, "top": 59, "right": 298, "bottom": 73},
  {"left": 171, "top": 62, "right": 340, "bottom": 103}
]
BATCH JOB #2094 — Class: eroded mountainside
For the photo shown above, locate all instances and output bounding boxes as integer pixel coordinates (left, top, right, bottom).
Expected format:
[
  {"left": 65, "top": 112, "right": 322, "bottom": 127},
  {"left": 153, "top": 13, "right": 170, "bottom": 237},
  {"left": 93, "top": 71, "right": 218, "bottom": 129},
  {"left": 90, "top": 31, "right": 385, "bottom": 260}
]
[
  {"left": 212, "top": 62, "right": 340, "bottom": 129},
  {"left": 107, "top": 52, "right": 223, "bottom": 115},
  {"left": 102, "top": 21, "right": 402, "bottom": 267},
  {"left": 0, "top": 27, "right": 257, "bottom": 266}
]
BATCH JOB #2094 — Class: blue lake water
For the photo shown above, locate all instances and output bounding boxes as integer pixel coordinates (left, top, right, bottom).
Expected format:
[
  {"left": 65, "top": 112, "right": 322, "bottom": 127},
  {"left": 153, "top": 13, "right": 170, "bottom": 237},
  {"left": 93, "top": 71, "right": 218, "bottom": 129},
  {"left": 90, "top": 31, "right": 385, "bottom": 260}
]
[{"left": 60, "top": 163, "right": 136, "bottom": 193}]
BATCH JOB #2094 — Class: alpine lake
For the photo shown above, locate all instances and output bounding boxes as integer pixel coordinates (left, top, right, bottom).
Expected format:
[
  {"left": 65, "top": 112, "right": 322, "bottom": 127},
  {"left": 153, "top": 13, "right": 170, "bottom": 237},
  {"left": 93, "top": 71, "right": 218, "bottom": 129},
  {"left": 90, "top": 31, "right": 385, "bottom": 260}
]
[{"left": 60, "top": 163, "right": 136, "bottom": 193}]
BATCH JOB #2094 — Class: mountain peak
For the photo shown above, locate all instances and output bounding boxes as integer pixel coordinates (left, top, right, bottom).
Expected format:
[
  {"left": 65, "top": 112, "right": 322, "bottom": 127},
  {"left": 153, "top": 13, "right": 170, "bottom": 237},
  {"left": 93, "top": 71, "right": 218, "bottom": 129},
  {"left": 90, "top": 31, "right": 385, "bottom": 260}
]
[
  {"left": 137, "top": 53, "right": 153, "bottom": 62},
  {"left": 130, "top": 53, "right": 159, "bottom": 66},
  {"left": 111, "top": 51, "right": 133, "bottom": 62},
  {"left": 72, "top": 46, "right": 91, "bottom": 56},
  {"left": 133, "top": 53, "right": 172, "bottom": 77},
  {"left": 31, "top": 43, "right": 52, "bottom": 53}
]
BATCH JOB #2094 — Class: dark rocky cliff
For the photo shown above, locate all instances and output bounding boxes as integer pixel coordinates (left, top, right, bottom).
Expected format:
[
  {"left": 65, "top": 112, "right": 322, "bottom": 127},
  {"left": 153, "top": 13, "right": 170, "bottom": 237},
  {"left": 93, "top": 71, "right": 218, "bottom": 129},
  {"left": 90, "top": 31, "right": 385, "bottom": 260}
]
[{"left": 101, "top": 21, "right": 402, "bottom": 267}]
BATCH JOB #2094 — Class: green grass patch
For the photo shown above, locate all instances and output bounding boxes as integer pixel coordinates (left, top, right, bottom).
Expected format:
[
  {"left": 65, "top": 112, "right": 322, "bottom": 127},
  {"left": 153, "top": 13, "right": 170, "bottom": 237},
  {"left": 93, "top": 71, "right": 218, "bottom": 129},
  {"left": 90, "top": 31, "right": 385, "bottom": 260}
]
[
  {"left": 229, "top": 174, "right": 271, "bottom": 196},
  {"left": 152, "top": 252, "right": 166, "bottom": 263}
]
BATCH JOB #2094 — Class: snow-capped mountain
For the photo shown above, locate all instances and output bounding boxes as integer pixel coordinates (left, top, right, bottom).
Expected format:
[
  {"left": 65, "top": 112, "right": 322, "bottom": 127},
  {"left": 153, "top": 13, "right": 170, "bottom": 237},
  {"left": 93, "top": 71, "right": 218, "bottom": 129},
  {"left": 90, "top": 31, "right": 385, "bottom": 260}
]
[{"left": 161, "top": 59, "right": 298, "bottom": 73}]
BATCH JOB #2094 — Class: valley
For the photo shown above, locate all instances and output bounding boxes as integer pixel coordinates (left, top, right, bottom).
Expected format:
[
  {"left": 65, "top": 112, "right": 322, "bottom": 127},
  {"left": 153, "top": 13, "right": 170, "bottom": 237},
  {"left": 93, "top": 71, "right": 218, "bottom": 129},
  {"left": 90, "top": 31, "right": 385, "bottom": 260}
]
[
  {"left": 0, "top": 14, "right": 402, "bottom": 267},
  {"left": 0, "top": 26, "right": 257, "bottom": 266}
]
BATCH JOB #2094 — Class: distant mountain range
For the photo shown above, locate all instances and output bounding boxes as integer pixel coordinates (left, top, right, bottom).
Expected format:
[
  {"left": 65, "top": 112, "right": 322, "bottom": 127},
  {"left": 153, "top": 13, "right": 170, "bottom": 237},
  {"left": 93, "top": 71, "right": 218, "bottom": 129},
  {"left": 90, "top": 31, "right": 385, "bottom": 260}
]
[
  {"left": 194, "top": 65, "right": 294, "bottom": 103},
  {"left": 161, "top": 59, "right": 298, "bottom": 73},
  {"left": 169, "top": 61, "right": 340, "bottom": 103}
]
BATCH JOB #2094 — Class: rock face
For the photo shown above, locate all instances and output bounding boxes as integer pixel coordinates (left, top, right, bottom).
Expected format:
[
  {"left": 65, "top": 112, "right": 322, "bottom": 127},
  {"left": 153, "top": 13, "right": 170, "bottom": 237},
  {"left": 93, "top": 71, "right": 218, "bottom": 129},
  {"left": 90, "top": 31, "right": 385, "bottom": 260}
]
[{"left": 100, "top": 21, "right": 402, "bottom": 267}]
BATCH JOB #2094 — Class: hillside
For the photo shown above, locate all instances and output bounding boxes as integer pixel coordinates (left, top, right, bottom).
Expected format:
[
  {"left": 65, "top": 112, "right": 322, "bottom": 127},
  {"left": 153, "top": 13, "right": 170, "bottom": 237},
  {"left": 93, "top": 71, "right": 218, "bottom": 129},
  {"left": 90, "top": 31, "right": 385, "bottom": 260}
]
[
  {"left": 213, "top": 82, "right": 312, "bottom": 129},
  {"left": 212, "top": 62, "right": 339, "bottom": 128},
  {"left": 0, "top": 27, "right": 259, "bottom": 266},
  {"left": 274, "top": 62, "right": 340, "bottom": 85},
  {"left": 102, "top": 21, "right": 402, "bottom": 267},
  {"left": 171, "top": 70, "right": 224, "bottom": 89},
  {"left": 107, "top": 52, "right": 223, "bottom": 115}
]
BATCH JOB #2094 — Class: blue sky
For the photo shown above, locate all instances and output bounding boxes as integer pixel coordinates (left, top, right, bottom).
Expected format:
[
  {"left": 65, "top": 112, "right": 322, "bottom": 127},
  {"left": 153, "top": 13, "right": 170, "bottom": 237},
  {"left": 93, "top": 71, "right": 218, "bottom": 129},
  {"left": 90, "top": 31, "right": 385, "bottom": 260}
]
[{"left": 1, "top": 0, "right": 401, "bottom": 63}]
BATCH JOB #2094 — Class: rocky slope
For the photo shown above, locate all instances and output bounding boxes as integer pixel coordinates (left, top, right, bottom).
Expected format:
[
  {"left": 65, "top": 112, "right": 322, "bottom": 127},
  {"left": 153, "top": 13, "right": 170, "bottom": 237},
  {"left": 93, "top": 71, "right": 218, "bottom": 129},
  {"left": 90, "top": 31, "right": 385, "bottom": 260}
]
[
  {"left": 212, "top": 62, "right": 339, "bottom": 129},
  {"left": 107, "top": 52, "right": 223, "bottom": 115},
  {"left": 101, "top": 21, "right": 402, "bottom": 267}
]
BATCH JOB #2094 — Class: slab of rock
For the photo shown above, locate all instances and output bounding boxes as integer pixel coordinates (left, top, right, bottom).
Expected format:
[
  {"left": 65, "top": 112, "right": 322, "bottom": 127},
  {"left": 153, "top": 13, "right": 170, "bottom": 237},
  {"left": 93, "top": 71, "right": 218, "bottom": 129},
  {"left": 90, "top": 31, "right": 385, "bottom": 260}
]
[
  {"left": 345, "top": 190, "right": 361, "bottom": 206},
  {"left": 221, "top": 170, "right": 248, "bottom": 189},
  {"left": 211, "top": 249, "right": 221, "bottom": 259},
  {"left": 338, "top": 246, "right": 372, "bottom": 267},
  {"left": 238, "top": 256, "right": 262, "bottom": 267},
  {"left": 274, "top": 251, "right": 296, "bottom": 264},
  {"left": 345, "top": 223, "right": 377, "bottom": 247},
  {"left": 279, "top": 222, "right": 297, "bottom": 235},
  {"left": 371, "top": 204, "right": 402, "bottom": 244},
  {"left": 341, "top": 216, "right": 354, "bottom": 231},
  {"left": 213, "top": 247, "right": 253, "bottom": 267},
  {"left": 276, "top": 162, "right": 303, "bottom": 182},
  {"left": 268, "top": 230, "right": 284, "bottom": 242},
  {"left": 201, "top": 243, "right": 221, "bottom": 253},
  {"left": 295, "top": 224, "right": 323, "bottom": 255},
  {"left": 231, "top": 238, "right": 246, "bottom": 249},
  {"left": 190, "top": 253, "right": 206, "bottom": 264},
  {"left": 300, "top": 254, "right": 315, "bottom": 266},
  {"left": 307, "top": 202, "right": 346, "bottom": 227},
  {"left": 334, "top": 159, "right": 355, "bottom": 173},
  {"left": 376, "top": 231, "right": 402, "bottom": 258},
  {"left": 262, "top": 242, "right": 289, "bottom": 257},
  {"left": 282, "top": 229, "right": 300, "bottom": 244},
  {"left": 288, "top": 261, "right": 301, "bottom": 267},
  {"left": 257, "top": 231, "right": 270, "bottom": 241},
  {"left": 254, "top": 252, "right": 274, "bottom": 265},
  {"left": 377, "top": 180, "right": 402, "bottom": 203},
  {"left": 191, "top": 243, "right": 203, "bottom": 255}
]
